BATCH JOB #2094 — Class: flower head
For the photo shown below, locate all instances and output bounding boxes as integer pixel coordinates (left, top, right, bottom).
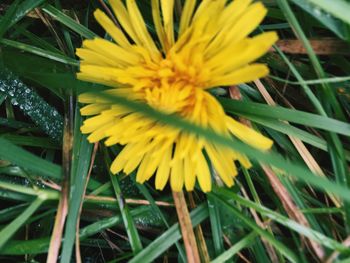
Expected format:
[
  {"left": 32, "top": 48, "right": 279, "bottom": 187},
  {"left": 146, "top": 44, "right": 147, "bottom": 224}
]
[{"left": 77, "top": 0, "right": 277, "bottom": 192}]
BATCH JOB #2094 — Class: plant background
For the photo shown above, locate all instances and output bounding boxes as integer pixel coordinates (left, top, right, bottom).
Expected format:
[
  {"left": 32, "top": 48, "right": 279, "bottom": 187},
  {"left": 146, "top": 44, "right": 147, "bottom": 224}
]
[{"left": 0, "top": 0, "right": 349, "bottom": 262}]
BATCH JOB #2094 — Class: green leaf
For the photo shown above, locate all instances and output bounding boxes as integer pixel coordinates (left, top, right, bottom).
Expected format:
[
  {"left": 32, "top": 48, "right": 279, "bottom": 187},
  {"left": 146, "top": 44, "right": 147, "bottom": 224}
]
[
  {"left": 7, "top": 0, "right": 47, "bottom": 29},
  {"left": 1, "top": 134, "right": 60, "bottom": 149},
  {"left": 42, "top": 5, "right": 97, "bottom": 39},
  {"left": 0, "top": 197, "right": 44, "bottom": 249},
  {"left": 0, "top": 0, "right": 21, "bottom": 38},
  {"left": 289, "top": 0, "right": 350, "bottom": 40},
  {"left": 209, "top": 192, "right": 298, "bottom": 262},
  {"left": 211, "top": 231, "right": 258, "bottom": 263},
  {"left": 207, "top": 194, "right": 224, "bottom": 257},
  {"left": 219, "top": 98, "right": 350, "bottom": 136},
  {"left": 128, "top": 204, "right": 208, "bottom": 263},
  {"left": 0, "top": 137, "right": 61, "bottom": 180},
  {"left": 248, "top": 115, "right": 327, "bottom": 151},
  {"left": 0, "top": 39, "right": 78, "bottom": 66},
  {"left": 304, "top": 0, "right": 350, "bottom": 27},
  {"left": 60, "top": 109, "right": 93, "bottom": 263},
  {"left": 212, "top": 188, "right": 350, "bottom": 253},
  {"left": 104, "top": 148, "right": 143, "bottom": 254}
]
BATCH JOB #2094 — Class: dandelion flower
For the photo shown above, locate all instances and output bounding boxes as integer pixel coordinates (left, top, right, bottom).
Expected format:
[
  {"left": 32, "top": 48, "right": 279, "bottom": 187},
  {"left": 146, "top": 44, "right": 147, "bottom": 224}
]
[{"left": 77, "top": 0, "right": 277, "bottom": 192}]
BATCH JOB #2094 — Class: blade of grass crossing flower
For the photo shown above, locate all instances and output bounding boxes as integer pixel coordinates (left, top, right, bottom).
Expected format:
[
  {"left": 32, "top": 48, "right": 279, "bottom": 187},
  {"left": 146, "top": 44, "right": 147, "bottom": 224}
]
[
  {"left": 0, "top": 197, "right": 44, "bottom": 249},
  {"left": 60, "top": 108, "right": 93, "bottom": 263},
  {"left": 103, "top": 147, "right": 143, "bottom": 253},
  {"left": 129, "top": 204, "right": 208, "bottom": 263},
  {"left": 211, "top": 231, "right": 258, "bottom": 263},
  {"left": 76, "top": 89, "right": 350, "bottom": 202},
  {"left": 207, "top": 193, "right": 298, "bottom": 262},
  {"left": 42, "top": 5, "right": 97, "bottom": 39},
  {"left": 0, "top": 137, "right": 61, "bottom": 180}
]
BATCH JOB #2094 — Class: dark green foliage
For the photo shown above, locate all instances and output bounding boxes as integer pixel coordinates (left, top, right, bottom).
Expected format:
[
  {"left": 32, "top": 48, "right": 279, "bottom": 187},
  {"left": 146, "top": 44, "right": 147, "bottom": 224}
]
[{"left": 0, "top": 0, "right": 349, "bottom": 262}]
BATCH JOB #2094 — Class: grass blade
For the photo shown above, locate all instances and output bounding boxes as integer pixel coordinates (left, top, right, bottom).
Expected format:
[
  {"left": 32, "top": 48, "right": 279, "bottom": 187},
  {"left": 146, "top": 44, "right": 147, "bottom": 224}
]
[
  {"left": 0, "top": 137, "right": 61, "bottom": 180},
  {"left": 42, "top": 5, "right": 97, "bottom": 39},
  {"left": 60, "top": 109, "right": 93, "bottom": 263},
  {"left": 0, "top": 197, "right": 44, "bottom": 249},
  {"left": 103, "top": 148, "right": 143, "bottom": 254},
  {"left": 129, "top": 204, "right": 208, "bottom": 263},
  {"left": 211, "top": 231, "right": 258, "bottom": 263}
]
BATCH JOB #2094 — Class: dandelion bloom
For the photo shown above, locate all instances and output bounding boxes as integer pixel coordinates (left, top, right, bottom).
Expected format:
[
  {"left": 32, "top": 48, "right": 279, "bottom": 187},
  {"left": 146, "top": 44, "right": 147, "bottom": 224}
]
[{"left": 77, "top": 0, "right": 277, "bottom": 192}]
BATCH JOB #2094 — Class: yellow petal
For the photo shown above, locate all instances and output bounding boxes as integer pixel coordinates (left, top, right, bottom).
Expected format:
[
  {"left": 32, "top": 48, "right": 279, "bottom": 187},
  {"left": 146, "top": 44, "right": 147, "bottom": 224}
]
[
  {"left": 87, "top": 122, "right": 113, "bottom": 143},
  {"left": 210, "top": 32, "right": 278, "bottom": 75},
  {"left": 77, "top": 72, "right": 119, "bottom": 87},
  {"left": 236, "top": 152, "right": 252, "bottom": 169},
  {"left": 210, "top": 64, "right": 269, "bottom": 86},
  {"left": 80, "top": 104, "right": 110, "bottom": 116},
  {"left": 126, "top": 0, "right": 160, "bottom": 59},
  {"left": 94, "top": 9, "right": 130, "bottom": 48},
  {"left": 76, "top": 48, "right": 120, "bottom": 67},
  {"left": 83, "top": 38, "right": 140, "bottom": 65},
  {"left": 179, "top": 0, "right": 196, "bottom": 36},
  {"left": 223, "top": 2, "right": 267, "bottom": 45},
  {"left": 204, "top": 143, "right": 234, "bottom": 187},
  {"left": 160, "top": 0, "right": 175, "bottom": 47},
  {"left": 196, "top": 151, "right": 211, "bottom": 192},
  {"left": 170, "top": 158, "right": 184, "bottom": 192},
  {"left": 151, "top": 0, "right": 167, "bottom": 51},
  {"left": 108, "top": 0, "right": 140, "bottom": 44},
  {"left": 81, "top": 113, "right": 114, "bottom": 134},
  {"left": 226, "top": 116, "right": 273, "bottom": 150},
  {"left": 124, "top": 152, "right": 144, "bottom": 174},
  {"left": 184, "top": 154, "right": 196, "bottom": 191},
  {"left": 155, "top": 145, "right": 172, "bottom": 190}
]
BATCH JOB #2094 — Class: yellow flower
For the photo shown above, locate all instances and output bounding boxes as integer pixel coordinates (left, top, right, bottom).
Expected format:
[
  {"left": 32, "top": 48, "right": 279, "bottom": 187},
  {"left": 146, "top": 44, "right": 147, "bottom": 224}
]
[{"left": 77, "top": 0, "right": 277, "bottom": 192}]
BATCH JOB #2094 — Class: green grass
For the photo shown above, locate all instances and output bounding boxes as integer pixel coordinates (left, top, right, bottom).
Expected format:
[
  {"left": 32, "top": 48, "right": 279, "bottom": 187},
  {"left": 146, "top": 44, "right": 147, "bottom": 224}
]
[{"left": 0, "top": 0, "right": 350, "bottom": 262}]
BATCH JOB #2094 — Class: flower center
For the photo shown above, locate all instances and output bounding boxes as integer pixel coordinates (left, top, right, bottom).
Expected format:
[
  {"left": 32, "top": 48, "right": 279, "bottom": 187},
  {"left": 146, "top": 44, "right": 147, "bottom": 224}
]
[{"left": 142, "top": 54, "right": 210, "bottom": 116}]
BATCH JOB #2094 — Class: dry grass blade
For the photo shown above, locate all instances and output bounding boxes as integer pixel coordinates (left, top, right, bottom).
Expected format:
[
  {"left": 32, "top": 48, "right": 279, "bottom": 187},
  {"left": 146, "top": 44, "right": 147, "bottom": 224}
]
[
  {"left": 272, "top": 39, "right": 350, "bottom": 55},
  {"left": 172, "top": 191, "right": 200, "bottom": 263},
  {"left": 261, "top": 165, "right": 325, "bottom": 260},
  {"left": 230, "top": 86, "right": 280, "bottom": 261},
  {"left": 47, "top": 97, "right": 74, "bottom": 263},
  {"left": 230, "top": 85, "right": 325, "bottom": 260},
  {"left": 239, "top": 184, "right": 279, "bottom": 262},
  {"left": 34, "top": 8, "right": 66, "bottom": 52},
  {"left": 188, "top": 192, "right": 210, "bottom": 263},
  {"left": 254, "top": 79, "right": 340, "bottom": 207}
]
